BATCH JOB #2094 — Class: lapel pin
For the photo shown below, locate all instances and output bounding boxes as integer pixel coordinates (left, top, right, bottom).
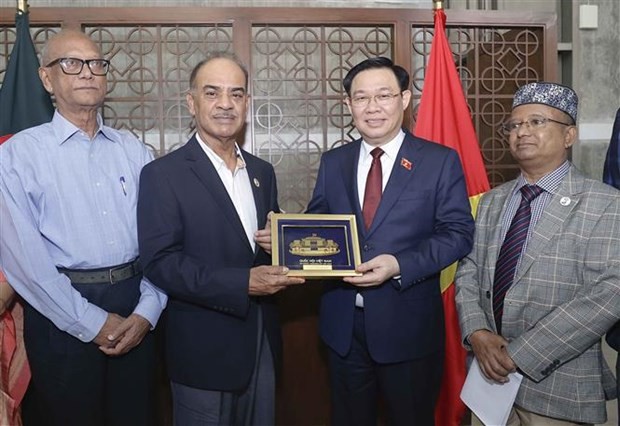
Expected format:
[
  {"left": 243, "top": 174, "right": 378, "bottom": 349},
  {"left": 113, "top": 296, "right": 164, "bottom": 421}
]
[
  {"left": 560, "top": 196, "right": 571, "bottom": 206},
  {"left": 253, "top": 178, "right": 260, "bottom": 188},
  {"left": 400, "top": 157, "right": 412, "bottom": 170}
]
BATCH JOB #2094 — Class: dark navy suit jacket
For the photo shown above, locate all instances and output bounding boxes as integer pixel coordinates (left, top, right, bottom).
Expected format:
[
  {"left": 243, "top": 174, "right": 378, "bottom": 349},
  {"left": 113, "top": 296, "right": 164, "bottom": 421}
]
[
  {"left": 306, "top": 130, "right": 474, "bottom": 363},
  {"left": 137, "top": 136, "right": 281, "bottom": 391}
]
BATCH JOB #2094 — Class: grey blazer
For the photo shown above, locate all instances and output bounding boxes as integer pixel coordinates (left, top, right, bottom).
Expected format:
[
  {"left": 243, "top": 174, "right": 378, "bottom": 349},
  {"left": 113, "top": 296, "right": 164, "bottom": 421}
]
[{"left": 455, "top": 165, "right": 620, "bottom": 424}]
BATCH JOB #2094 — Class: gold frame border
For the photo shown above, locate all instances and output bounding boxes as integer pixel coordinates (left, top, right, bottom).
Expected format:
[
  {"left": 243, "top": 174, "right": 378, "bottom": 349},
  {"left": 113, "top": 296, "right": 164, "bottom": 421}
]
[{"left": 271, "top": 213, "right": 362, "bottom": 277}]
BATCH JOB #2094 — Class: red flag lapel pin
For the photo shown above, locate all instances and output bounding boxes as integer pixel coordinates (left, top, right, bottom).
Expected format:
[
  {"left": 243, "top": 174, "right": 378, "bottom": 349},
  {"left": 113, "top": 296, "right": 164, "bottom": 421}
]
[{"left": 400, "top": 157, "right": 412, "bottom": 170}]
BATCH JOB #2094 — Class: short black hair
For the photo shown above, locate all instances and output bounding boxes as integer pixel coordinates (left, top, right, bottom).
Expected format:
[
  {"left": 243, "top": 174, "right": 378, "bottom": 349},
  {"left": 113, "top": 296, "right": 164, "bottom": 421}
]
[{"left": 342, "top": 57, "right": 409, "bottom": 96}]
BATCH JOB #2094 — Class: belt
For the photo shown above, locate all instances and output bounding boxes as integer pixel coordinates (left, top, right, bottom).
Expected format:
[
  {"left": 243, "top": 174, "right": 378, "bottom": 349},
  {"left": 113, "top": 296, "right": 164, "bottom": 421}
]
[{"left": 58, "top": 259, "right": 142, "bottom": 285}]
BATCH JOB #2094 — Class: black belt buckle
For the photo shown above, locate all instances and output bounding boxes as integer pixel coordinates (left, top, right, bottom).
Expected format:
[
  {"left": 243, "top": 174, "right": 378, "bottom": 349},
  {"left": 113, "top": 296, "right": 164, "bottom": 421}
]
[
  {"left": 108, "top": 260, "right": 139, "bottom": 284},
  {"left": 108, "top": 263, "right": 125, "bottom": 285}
]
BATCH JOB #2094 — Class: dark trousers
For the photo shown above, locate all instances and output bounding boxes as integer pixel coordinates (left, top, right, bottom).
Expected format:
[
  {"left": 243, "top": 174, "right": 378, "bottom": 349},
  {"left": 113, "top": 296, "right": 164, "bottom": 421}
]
[
  {"left": 328, "top": 308, "right": 443, "bottom": 426},
  {"left": 22, "top": 275, "right": 155, "bottom": 426},
  {"left": 171, "top": 306, "right": 275, "bottom": 426}
]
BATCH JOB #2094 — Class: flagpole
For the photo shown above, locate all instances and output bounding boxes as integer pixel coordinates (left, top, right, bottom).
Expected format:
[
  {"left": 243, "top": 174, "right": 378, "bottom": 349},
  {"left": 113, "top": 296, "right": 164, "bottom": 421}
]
[{"left": 17, "top": 0, "right": 29, "bottom": 14}]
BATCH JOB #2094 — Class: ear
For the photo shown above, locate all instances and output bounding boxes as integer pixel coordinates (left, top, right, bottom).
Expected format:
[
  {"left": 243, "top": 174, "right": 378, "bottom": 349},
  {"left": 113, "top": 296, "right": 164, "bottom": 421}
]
[
  {"left": 401, "top": 89, "right": 412, "bottom": 110},
  {"left": 564, "top": 125, "right": 578, "bottom": 149},
  {"left": 38, "top": 66, "right": 53, "bottom": 94},
  {"left": 186, "top": 92, "right": 195, "bottom": 116},
  {"left": 344, "top": 97, "right": 353, "bottom": 116}
]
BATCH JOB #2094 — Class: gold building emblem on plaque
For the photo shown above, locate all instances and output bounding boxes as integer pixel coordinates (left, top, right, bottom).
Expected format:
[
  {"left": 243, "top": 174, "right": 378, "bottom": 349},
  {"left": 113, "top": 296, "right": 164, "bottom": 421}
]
[{"left": 289, "top": 233, "right": 340, "bottom": 256}]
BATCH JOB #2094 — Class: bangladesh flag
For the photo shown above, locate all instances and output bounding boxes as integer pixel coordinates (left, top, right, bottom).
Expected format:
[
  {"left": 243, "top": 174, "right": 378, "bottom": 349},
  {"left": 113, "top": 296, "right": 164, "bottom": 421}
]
[
  {"left": 0, "top": 8, "right": 54, "bottom": 143},
  {"left": 0, "top": 7, "right": 54, "bottom": 425}
]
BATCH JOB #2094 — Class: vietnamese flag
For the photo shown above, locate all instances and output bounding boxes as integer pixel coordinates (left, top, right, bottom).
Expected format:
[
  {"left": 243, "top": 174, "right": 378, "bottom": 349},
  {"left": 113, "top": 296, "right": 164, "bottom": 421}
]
[
  {"left": 413, "top": 5, "right": 490, "bottom": 426},
  {"left": 0, "top": 6, "right": 53, "bottom": 424}
]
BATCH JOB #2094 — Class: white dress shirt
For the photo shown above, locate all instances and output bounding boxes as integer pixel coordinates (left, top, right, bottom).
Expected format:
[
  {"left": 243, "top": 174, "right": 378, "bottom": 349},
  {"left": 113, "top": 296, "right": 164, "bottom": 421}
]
[
  {"left": 355, "top": 130, "right": 405, "bottom": 307},
  {"left": 196, "top": 133, "right": 258, "bottom": 251}
]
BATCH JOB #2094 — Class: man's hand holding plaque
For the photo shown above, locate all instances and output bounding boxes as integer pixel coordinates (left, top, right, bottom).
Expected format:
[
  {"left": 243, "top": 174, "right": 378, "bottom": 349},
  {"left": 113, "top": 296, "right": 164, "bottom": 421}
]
[
  {"left": 342, "top": 254, "right": 399, "bottom": 287},
  {"left": 254, "top": 211, "right": 275, "bottom": 254}
]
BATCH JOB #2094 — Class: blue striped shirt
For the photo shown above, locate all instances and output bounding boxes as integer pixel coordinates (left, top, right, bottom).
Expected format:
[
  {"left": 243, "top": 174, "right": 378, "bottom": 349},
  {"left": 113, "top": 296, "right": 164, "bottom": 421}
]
[{"left": 0, "top": 111, "right": 167, "bottom": 342}]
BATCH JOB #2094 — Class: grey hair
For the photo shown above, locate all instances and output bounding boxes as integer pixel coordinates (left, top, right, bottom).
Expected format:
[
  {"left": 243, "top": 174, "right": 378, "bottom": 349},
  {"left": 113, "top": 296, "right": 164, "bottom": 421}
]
[{"left": 188, "top": 51, "right": 249, "bottom": 92}]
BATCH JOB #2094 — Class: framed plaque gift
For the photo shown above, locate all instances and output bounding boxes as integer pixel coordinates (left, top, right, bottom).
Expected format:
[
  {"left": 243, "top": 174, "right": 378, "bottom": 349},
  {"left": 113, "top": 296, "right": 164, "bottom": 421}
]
[{"left": 271, "top": 213, "right": 362, "bottom": 278}]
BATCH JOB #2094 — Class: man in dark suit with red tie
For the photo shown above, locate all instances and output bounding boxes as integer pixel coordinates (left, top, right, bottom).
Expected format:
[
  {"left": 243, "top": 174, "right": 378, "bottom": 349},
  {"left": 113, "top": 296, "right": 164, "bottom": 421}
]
[{"left": 306, "top": 57, "right": 474, "bottom": 425}]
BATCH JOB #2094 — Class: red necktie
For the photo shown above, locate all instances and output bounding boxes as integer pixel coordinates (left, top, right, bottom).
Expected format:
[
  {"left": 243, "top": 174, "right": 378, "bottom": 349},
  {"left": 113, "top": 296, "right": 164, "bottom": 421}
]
[
  {"left": 362, "top": 148, "right": 384, "bottom": 230},
  {"left": 493, "top": 184, "right": 543, "bottom": 334}
]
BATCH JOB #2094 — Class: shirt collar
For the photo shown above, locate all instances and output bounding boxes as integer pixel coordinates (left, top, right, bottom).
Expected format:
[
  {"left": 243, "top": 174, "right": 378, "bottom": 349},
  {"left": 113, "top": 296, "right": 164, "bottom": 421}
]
[
  {"left": 360, "top": 129, "right": 405, "bottom": 162},
  {"left": 53, "top": 111, "right": 114, "bottom": 145},
  {"left": 514, "top": 160, "right": 571, "bottom": 195},
  {"left": 195, "top": 132, "right": 246, "bottom": 171}
]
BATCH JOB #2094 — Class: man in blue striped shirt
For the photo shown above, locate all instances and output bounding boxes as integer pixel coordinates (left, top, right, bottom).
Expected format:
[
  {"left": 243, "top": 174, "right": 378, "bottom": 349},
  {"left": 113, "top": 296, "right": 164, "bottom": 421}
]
[{"left": 0, "top": 29, "right": 166, "bottom": 425}]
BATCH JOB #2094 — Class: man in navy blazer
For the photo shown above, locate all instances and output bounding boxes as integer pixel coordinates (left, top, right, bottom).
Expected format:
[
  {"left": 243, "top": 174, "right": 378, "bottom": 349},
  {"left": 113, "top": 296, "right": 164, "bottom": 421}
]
[
  {"left": 137, "top": 53, "right": 304, "bottom": 425},
  {"left": 306, "top": 57, "right": 474, "bottom": 425}
]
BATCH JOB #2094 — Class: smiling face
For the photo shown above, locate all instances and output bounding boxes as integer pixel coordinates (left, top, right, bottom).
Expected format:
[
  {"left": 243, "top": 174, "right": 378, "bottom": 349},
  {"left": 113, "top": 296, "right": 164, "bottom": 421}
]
[
  {"left": 39, "top": 30, "right": 107, "bottom": 115},
  {"left": 186, "top": 57, "right": 249, "bottom": 148},
  {"left": 508, "top": 103, "right": 577, "bottom": 180},
  {"left": 345, "top": 67, "right": 411, "bottom": 147}
]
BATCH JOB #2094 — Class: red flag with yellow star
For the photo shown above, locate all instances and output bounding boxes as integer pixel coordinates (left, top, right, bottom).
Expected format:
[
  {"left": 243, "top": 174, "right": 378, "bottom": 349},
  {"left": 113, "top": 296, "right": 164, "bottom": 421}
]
[{"left": 414, "top": 6, "right": 490, "bottom": 426}]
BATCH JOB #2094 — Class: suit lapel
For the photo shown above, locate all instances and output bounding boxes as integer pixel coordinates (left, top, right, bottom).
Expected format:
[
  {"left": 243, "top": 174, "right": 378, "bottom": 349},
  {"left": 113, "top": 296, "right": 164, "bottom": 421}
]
[
  {"left": 515, "top": 167, "right": 582, "bottom": 283},
  {"left": 365, "top": 133, "right": 420, "bottom": 237},
  {"left": 184, "top": 137, "right": 254, "bottom": 252},
  {"left": 244, "top": 153, "right": 267, "bottom": 229},
  {"left": 342, "top": 141, "right": 365, "bottom": 234},
  {"left": 485, "top": 184, "right": 515, "bottom": 288}
]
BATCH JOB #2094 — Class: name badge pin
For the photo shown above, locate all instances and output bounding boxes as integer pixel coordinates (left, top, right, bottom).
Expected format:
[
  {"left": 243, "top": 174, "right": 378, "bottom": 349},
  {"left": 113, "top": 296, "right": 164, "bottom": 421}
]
[
  {"left": 253, "top": 178, "right": 260, "bottom": 188},
  {"left": 560, "top": 196, "right": 571, "bottom": 206}
]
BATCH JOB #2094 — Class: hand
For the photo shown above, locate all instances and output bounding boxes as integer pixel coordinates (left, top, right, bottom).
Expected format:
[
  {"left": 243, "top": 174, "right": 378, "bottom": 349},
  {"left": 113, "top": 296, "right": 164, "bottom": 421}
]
[
  {"left": 93, "top": 313, "right": 125, "bottom": 348},
  {"left": 0, "top": 279, "right": 16, "bottom": 315},
  {"left": 254, "top": 211, "right": 274, "bottom": 254},
  {"left": 98, "top": 313, "right": 151, "bottom": 356},
  {"left": 249, "top": 265, "right": 305, "bottom": 296},
  {"left": 469, "top": 329, "right": 517, "bottom": 383},
  {"left": 342, "top": 254, "right": 400, "bottom": 287}
]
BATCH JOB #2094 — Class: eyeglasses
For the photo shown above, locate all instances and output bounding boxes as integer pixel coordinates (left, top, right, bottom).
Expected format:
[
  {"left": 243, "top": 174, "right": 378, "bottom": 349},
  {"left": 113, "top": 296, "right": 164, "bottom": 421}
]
[
  {"left": 45, "top": 57, "right": 110, "bottom": 76},
  {"left": 501, "top": 115, "right": 572, "bottom": 135},
  {"left": 349, "top": 92, "right": 402, "bottom": 108}
]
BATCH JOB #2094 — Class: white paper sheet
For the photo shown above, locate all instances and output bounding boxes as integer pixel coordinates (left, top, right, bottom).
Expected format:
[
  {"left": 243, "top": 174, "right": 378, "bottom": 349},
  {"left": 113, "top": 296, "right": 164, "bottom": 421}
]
[{"left": 460, "top": 358, "right": 523, "bottom": 426}]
